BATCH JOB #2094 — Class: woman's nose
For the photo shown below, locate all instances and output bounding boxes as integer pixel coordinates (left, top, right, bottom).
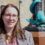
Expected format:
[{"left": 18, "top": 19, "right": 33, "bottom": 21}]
[{"left": 9, "top": 16, "right": 13, "bottom": 20}]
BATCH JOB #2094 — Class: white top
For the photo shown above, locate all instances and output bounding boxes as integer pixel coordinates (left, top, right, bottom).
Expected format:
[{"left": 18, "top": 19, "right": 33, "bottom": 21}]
[{"left": 0, "top": 30, "right": 34, "bottom": 45}]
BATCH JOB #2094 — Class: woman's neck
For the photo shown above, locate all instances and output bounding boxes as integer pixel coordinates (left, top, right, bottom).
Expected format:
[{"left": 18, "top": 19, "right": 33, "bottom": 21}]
[{"left": 5, "top": 27, "right": 14, "bottom": 36}]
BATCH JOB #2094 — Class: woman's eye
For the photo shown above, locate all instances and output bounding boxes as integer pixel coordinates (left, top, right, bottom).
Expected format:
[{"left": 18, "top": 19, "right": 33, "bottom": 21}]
[
  {"left": 13, "top": 14, "right": 17, "bottom": 17},
  {"left": 4, "top": 14, "right": 18, "bottom": 17},
  {"left": 5, "top": 14, "right": 10, "bottom": 16}
]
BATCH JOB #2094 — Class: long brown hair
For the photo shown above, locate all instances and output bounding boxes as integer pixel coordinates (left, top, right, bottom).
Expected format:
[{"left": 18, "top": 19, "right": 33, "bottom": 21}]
[{"left": 0, "top": 4, "right": 26, "bottom": 43}]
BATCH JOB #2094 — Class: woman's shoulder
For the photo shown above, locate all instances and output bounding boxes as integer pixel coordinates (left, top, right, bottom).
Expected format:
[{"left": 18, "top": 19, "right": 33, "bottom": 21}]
[
  {"left": 0, "top": 34, "right": 5, "bottom": 39},
  {"left": 24, "top": 30, "right": 32, "bottom": 34},
  {"left": 24, "top": 30, "right": 33, "bottom": 37}
]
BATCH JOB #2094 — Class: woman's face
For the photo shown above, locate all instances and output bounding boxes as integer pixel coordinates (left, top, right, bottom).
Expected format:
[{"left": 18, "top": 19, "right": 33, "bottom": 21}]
[{"left": 2, "top": 7, "right": 18, "bottom": 28}]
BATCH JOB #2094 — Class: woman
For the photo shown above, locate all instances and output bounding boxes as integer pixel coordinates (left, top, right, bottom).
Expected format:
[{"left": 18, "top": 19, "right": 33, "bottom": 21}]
[{"left": 0, "top": 4, "right": 34, "bottom": 45}]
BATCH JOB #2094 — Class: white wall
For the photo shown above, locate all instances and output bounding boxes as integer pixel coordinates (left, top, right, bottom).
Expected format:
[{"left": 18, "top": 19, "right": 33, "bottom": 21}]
[
  {"left": 20, "top": 0, "right": 32, "bottom": 28},
  {"left": 0, "top": 0, "right": 19, "bottom": 6}
]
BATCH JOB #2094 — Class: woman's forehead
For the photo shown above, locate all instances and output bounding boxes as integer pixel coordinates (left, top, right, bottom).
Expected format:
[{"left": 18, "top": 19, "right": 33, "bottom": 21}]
[{"left": 5, "top": 7, "right": 18, "bottom": 15}]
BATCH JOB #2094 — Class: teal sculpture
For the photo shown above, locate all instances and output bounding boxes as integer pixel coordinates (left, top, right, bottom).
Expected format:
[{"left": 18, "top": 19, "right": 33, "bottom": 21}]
[
  {"left": 25, "top": 0, "right": 45, "bottom": 31},
  {"left": 28, "top": 0, "right": 45, "bottom": 26}
]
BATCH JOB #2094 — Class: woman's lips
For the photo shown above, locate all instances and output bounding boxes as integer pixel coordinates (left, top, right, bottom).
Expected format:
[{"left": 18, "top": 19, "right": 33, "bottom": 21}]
[{"left": 7, "top": 21, "right": 14, "bottom": 24}]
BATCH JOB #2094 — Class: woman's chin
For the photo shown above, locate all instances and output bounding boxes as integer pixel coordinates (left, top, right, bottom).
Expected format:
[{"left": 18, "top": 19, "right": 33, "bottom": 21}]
[{"left": 7, "top": 24, "right": 15, "bottom": 28}]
